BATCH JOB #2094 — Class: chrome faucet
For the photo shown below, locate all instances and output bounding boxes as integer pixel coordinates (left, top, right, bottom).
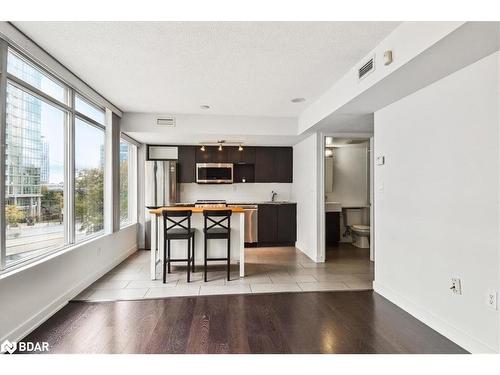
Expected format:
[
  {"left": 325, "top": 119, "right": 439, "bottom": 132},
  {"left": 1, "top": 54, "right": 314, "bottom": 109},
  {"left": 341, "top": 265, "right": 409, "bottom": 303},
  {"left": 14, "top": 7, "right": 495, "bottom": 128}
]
[{"left": 271, "top": 191, "right": 278, "bottom": 202}]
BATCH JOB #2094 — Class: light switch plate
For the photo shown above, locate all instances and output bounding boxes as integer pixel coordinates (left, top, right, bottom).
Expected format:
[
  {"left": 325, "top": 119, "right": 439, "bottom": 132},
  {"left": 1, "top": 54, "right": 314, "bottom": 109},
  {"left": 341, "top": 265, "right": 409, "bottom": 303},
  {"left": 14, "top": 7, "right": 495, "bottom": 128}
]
[
  {"left": 451, "top": 278, "right": 462, "bottom": 295},
  {"left": 487, "top": 291, "right": 497, "bottom": 310},
  {"left": 376, "top": 156, "right": 385, "bottom": 166}
]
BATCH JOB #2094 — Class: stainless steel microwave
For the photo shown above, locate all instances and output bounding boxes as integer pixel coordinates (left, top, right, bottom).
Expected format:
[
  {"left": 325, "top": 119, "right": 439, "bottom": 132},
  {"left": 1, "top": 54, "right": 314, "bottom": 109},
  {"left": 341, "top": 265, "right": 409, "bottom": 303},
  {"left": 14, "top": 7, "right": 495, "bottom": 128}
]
[{"left": 196, "top": 163, "right": 233, "bottom": 184}]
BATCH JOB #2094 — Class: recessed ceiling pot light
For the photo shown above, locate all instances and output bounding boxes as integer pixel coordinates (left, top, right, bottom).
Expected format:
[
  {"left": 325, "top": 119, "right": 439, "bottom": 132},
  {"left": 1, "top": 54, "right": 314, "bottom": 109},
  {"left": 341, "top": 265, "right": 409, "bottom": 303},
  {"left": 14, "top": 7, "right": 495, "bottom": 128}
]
[
  {"left": 291, "top": 97, "right": 306, "bottom": 103},
  {"left": 200, "top": 105, "right": 210, "bottom": 110}
]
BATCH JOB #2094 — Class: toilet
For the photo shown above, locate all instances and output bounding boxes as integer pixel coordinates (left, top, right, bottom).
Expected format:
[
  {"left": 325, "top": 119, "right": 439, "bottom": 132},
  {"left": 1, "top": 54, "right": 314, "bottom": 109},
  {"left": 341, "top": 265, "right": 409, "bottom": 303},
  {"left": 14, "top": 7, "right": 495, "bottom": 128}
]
[
  {"left": 343, "top": 208, "right": 370, "bottom": 249},
  {"left": 350, "top": 224, "right": 370, "bottom": 248}
]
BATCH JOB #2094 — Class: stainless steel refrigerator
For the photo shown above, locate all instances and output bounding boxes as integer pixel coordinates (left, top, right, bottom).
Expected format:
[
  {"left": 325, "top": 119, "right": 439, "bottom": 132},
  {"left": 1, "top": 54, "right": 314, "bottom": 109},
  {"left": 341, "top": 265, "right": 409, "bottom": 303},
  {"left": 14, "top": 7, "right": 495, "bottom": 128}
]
[{"left": 144, "top": 160, "right": 179, "bottom": 249}]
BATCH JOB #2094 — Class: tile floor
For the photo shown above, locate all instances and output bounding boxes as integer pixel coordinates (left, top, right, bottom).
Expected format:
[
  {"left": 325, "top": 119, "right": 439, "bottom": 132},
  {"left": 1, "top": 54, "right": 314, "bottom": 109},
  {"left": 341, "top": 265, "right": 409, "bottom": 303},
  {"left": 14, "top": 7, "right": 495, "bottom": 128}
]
[{"left": 73, "top": 243, "right": 374, "bottom": 301}]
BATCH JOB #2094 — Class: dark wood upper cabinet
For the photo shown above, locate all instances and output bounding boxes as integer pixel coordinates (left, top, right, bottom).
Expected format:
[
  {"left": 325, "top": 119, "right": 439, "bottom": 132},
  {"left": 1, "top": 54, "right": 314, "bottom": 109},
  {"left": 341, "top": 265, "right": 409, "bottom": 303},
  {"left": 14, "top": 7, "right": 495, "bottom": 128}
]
[
  {"left": 228, "top": 146, "right": 256, "bottom": 164},
  {"left": 177, "top": 146, "right": 196, "bottom": 183},
  {"left": 255, "top": 147, "right": 293, "bottom": 183},
  {"left": 151, "top": 144, "right": 292, "bottom": 184},
  {"left": 195, "top": 146, "right": 228, "bottom": 163},
  {"left": 275, "top": 147, "right": 293, "bottom": 183},
  {"left": 254, "top": 147, "right": 275, "bottom": 182}
]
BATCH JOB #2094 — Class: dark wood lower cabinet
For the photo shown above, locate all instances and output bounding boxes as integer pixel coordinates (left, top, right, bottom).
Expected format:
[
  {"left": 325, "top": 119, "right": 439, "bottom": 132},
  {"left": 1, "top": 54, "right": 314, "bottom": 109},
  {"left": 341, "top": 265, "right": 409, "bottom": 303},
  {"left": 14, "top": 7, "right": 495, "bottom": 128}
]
[
  {"left": 325, "top": 212, "right": 340, "bottom": 246},
  {"left": 257, "top": 204, "right": 278, "bottom": 243},
  {"left": 277, "top": 203, "right": 296, "bottom": 243},
  {"left": 258, "top": 203, "right": 296, "bottom": 246}
]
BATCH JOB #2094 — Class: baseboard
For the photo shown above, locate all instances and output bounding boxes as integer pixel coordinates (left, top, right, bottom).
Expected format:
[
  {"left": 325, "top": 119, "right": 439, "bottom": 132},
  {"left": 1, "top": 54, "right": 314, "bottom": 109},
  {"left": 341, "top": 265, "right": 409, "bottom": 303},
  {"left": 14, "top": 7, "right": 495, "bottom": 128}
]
[
  {"left": 295, "top": 244, "right": 319, "bottom": 262},
  {"left": 1, "top": 244, "right": 138, "bottom": 346},
  {"left": 373, "top": 281, "right": 497, "bottom": 354}
]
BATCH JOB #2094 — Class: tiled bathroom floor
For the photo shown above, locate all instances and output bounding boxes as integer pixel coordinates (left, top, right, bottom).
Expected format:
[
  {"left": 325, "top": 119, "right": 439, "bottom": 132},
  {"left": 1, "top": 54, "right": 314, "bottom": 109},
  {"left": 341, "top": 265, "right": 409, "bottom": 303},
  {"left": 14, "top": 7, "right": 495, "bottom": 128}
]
[{"left": 73, "top": 243, "right": 374, "bottom": 302}]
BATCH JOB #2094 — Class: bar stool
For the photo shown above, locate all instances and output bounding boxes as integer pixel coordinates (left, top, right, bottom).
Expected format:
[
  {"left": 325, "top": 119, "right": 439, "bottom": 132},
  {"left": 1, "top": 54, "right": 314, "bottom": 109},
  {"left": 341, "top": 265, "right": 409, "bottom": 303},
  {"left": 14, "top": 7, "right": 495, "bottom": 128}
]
[
  {"left": 163, "top": 210, "right": 196, "bottom": 283},
  {"left": 203, "top": 209, "right": 232, "bottom": 282}
]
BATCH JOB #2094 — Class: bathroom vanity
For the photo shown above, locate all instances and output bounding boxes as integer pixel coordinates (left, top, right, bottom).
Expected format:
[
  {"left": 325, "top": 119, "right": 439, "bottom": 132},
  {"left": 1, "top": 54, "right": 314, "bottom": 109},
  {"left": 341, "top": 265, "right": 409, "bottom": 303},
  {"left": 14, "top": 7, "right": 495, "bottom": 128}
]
[{"left": 325, "top": 202, "right": 341, "bottom": 246}]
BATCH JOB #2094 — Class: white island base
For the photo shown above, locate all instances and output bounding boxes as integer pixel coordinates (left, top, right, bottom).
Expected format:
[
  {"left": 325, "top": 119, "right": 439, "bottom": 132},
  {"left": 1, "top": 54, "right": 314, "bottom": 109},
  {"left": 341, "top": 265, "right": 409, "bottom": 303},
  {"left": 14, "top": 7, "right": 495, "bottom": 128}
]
[{"left": 149, "top": 209, "right": 245, "bottom": 280}]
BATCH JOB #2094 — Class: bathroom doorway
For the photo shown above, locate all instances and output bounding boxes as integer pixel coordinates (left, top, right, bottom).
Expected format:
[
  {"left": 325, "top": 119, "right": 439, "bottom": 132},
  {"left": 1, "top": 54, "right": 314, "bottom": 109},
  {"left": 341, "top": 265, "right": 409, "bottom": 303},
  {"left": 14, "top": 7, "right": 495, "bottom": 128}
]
[{"left": 323, "top": 136, "right": 374, "bottom": 287}]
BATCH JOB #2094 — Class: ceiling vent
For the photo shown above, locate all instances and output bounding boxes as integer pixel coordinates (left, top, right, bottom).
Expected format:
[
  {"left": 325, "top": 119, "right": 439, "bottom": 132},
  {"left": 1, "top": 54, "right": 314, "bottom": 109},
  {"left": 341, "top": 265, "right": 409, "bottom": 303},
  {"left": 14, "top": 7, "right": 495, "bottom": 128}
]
[
  {"left": 156, "top": 116, "right": 175, "bottom": 127},
  {"left": 358, "top": 56, "right": 375, "bottom": 80}
]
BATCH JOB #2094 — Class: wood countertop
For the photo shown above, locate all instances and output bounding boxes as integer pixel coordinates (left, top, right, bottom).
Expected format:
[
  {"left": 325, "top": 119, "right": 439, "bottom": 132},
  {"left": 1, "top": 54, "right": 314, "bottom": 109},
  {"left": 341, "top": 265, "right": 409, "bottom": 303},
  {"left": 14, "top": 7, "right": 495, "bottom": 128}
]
[{"left": 149, "top": 206, "right": 245, "bottom": 215}]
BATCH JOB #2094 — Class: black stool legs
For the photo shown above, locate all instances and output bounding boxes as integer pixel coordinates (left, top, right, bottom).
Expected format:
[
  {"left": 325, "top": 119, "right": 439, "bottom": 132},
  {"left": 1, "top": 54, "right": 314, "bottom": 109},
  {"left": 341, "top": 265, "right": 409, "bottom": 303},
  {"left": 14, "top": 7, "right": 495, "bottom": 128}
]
[
  {"left": 227, "top": 234, "right": 230, "bottom": 281},
  {"left": 203, "top": 209, "right": 232, "bottom": 282},
  {"left": 162, "top": 210, "right": 196, "bottom": 283}
]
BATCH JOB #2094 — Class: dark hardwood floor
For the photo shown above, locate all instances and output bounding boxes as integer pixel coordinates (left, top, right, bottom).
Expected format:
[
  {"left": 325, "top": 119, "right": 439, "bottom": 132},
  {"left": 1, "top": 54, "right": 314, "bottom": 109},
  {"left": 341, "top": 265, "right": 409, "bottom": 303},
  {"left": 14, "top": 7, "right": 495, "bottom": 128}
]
[{"left": 22, "top": 291, "right": 467, "bottom": 354}]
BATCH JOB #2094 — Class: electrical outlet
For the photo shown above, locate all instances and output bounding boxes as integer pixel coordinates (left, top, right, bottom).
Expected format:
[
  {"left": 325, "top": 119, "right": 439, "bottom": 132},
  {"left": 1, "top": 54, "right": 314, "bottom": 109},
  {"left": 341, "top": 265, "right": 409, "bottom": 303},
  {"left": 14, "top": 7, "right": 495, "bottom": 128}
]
[
  {"left": 450, "top": 278, "right": 462, "bottom": 295},
  {"left": 487, "top": 291, "right": 497, "bottom": 310}
]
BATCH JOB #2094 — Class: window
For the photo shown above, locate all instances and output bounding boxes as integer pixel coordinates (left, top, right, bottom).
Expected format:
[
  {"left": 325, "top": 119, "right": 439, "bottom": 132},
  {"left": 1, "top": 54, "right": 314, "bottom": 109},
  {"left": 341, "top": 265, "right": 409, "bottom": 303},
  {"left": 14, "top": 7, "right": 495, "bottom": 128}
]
[
  {"left": 75, "top": 94, "right": 105, "bottom": 125},
  {"left": 4, "top": 83, "right": 67, "bottom": 267},
  {"left": 1, "top": 44, "right": 131, "bottom": 271},
  {"left": 74, "top": 118, "right": 105, "bottom": 242},
  {"left": 119, "top": 138, "right": 137, "bottom": 227},
  {"left": 7, "top": 50, "right": 68, "bottom": 105}
]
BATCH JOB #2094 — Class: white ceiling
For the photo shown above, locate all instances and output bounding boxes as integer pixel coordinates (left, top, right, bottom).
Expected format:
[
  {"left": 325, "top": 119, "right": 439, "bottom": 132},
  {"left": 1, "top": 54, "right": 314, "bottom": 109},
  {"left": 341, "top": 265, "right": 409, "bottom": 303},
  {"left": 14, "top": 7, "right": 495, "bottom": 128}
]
[{"left": 13, "top": 22, "right": 399, "bottom": 117}]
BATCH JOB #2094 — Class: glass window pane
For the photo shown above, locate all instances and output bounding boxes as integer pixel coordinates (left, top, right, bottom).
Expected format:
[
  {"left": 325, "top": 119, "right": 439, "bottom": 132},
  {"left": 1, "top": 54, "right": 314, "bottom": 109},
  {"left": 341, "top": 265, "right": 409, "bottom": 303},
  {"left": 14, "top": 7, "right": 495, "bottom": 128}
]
[
  {"left": 5, "top": 83, "right": 66, "bottom": 267},
  {"left": 75, "top": 118, "right": 105, "bottom": 241},
  {"left": 7, "top": 50, "right": 68, "bottom": 104},
  {"left": 75, "top": 95, "right": 105, "bottom": 125},
  {"left": 119, "top": 140, "right": 130, "bottom": 226}
]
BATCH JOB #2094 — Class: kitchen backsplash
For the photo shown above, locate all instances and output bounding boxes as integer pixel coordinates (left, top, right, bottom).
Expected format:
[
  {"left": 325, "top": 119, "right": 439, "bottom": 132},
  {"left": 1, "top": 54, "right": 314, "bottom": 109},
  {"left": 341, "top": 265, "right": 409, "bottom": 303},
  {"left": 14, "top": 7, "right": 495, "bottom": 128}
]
[{"left": 179, "top": 183, "right": 293, "bottom": 203}]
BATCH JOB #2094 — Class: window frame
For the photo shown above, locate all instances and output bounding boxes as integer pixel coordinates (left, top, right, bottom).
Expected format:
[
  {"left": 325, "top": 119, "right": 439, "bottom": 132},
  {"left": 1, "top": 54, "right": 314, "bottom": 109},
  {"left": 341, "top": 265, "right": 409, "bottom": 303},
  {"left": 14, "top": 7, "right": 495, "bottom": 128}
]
[
  {"left": 74, "top": 116, "right": 106, "bottom": 243},
  {"left": 6, "top": 48, "right": 70, "bottom": 107},
  {"left": 0, "top": 41, "right": 117, "bottom": 272},
  {"left": 3, "top": 81, "right": 71, "bottom": 269},
  {"left": 119, "top": 136, "right": 138, "bottom": 228}
]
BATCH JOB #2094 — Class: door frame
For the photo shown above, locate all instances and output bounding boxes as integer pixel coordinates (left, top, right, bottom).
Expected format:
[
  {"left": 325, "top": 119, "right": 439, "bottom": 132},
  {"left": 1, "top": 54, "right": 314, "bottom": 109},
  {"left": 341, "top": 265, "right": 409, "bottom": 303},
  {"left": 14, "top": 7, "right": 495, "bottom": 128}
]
[{"left": 317, "top": 132, "right": 374, "bottom": 263}]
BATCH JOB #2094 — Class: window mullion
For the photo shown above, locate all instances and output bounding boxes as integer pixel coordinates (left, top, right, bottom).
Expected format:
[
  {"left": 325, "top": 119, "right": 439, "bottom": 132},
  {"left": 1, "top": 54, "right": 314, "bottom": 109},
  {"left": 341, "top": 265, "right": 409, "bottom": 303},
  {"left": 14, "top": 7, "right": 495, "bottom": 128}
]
[
  {"left": 66, "top": 89, "right": 75, "bottom": 244},
  {"left": 0, "top": 39, "right": 8, "bottom": 270}
]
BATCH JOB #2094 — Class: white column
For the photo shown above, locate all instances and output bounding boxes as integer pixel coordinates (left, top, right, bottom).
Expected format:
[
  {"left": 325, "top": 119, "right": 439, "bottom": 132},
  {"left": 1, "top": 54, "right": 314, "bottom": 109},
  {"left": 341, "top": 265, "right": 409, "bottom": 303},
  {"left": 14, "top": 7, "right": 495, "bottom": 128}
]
[
  {"left": 239, "top": 213, "right": 245, "bottom": 277},
  {"left": 150, "top": 212, "right": 157, "bottom": 280}
]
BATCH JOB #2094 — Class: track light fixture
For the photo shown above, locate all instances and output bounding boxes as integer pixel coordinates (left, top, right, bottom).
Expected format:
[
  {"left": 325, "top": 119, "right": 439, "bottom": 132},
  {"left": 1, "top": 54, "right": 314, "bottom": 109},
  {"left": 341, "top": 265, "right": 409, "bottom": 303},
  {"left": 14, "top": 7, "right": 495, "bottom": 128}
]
[
  {"left": 200, "top": 145, "right": 205, "bottom": 151},
  {"left": 238, "top": 144, "right": 243, "bottom": 151},
  {"left": 218, "top": 144, "right": 223, "bottom": 151}
]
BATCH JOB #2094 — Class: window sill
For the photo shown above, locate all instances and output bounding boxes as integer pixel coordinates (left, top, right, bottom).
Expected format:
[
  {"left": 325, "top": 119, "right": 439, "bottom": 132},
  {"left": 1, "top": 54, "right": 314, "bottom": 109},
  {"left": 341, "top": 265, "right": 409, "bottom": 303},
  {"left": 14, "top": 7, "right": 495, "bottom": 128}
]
[
  {"left": 119, "top": 221, "right": 137, "bottom": 230},
  {"left": 0, "top": 231, "right": 109, "bottom": 280}
]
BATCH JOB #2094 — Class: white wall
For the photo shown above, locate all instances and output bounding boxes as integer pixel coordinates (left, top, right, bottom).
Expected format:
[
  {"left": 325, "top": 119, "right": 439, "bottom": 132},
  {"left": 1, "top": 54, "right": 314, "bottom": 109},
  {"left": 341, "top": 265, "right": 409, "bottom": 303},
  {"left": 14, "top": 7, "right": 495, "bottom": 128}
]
[
  {"left": 374, "top": 52, "right": 500, "bottom": 353},
  {"left": 326, "top": 145, "right": 369, "bottom": 206},
  {"left": 299, "top": 22, "right": 464, "bottom": 133},
  {"left": 291, "top": 133, "right": 320, "bottom": 261},
  {"left": 121, "top": 112, "right": 299, "bottom": 146},
  {"left": 180, "top": 183, "right": 292, "bottom": 203},
  {"left": 0, "top": 225, "right": 138, "bottom": 343}
]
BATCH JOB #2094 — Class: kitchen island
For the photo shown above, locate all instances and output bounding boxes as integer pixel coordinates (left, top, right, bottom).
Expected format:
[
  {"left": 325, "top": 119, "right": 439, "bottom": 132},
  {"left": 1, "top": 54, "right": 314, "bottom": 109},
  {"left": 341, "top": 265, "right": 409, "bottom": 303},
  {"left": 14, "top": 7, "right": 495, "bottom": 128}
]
[{"left": 149, "top": 207, "right": 245, "bottom": 280}]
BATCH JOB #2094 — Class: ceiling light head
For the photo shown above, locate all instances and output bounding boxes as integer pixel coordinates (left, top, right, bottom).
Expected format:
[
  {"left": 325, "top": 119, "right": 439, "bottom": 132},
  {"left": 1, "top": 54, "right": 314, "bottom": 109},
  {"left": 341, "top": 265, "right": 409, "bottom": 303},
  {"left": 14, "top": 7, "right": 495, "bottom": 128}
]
[
  {"left": 291, "top": 97, "right": 306, "bottom": 103},
  {"left": 238, "top": 144, "right": 243, "bottom": 151},
  {"left": 200, "top": 105, "right": 210, "bottom": 110},
  {"left": 218, "top": 144, "right": 223, "bottom": 151},
  {"left": 200, "top": 145, "right": 205, "bottom": 151}
]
